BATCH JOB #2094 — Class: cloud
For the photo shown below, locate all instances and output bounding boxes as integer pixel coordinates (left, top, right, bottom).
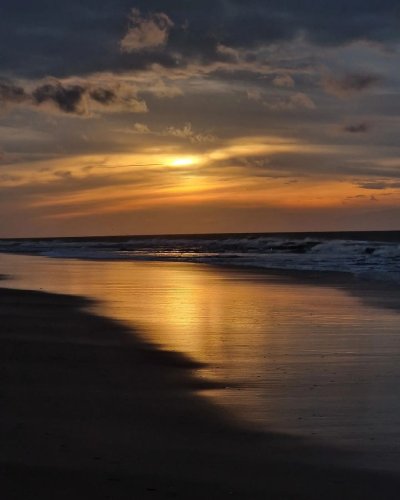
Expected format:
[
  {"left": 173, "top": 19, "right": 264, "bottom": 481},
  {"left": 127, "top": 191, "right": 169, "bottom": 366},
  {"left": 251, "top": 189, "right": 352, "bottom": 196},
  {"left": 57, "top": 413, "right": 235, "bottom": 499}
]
[
  {"left": 89, "top": 88, "right": 116, "bottom": 104},
  {"left": 323, "top": 72, "right": 382, "bottom": 97},
  {"left": 137, "top": 77, "right": 183, "bottom": 98},
  {"left": 357, "top": 180, "right": 400, "bottom": 190},
  {"left": 216, "top": 44, "right": 240, "bottom": 61},
  {"left": 133, "top": 123, "right": 151, "bottom": 133},
  {"left": 344, "top": 193, "right": 379, "bottom": 203},
  {"left": 246, "top": 89, "right": 262, "bottom": 101},
  {"left": 164, "top": 122, "right": 216, "bottom": 143},
  {"left": 0, "top": 81, "right": 27, "bottom": 105},
  {"left": 222, "top": 1, "right": 400, "bottom": 48},
  {"left": 32, "top": 83, "right": 87, "bottom": 114},
  {"left": 265, "top": 92, "right": 316, "bottom": 110},
  {"left": 129, "top": 121, "right": 216, "bottom": 143},
  {"left": 0, "top": 1, "right": 399, "bottom": 82},
  {"left": 0, "top": 3, "right": 393, "bottom": 83},
  {"left": 272, "top": 74, "right": 295, "bottom": 88},
  {"left": 343, "top": 122, "right": 371, "bottom": 133},
  {"left": 0, "top": 78, "right": 148, "bottom": 116},
  {"left": 120, "top": 8, "right": 174, "bottom": 53}
]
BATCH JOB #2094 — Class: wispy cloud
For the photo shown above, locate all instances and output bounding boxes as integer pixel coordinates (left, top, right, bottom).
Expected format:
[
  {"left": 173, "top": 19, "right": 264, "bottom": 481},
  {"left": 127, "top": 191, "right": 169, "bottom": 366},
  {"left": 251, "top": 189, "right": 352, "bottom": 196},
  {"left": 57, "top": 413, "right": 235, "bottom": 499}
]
[
  {"left": 129, "top": 122, "right": 216, "bottom": 144},
  {"left": 265, "top": 92, "right": 316, "bottom": 110},
  {"left": 164, "top": 123, "right": 216, "bottom": 143},
  {"left": 343, "top": 122, "right": 371, "bottom": 133},
  {"left": 357, "top": 180, "right": 400, "bottom": 190},
  {"left": 272, "top": 74, "right": 295, "bottom": 88},
  {"left": 323, "top": 72, "right": 382, "bottom": 97}
]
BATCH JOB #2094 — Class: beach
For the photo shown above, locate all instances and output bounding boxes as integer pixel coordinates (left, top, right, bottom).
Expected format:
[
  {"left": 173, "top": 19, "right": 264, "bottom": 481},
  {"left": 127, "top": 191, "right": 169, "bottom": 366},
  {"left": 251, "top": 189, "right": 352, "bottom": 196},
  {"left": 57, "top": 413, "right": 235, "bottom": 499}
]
[
  {"left": 2, "top": 283, "right": 400, "bottom": 499},
  {"left": 1, "top": 250, "right": 400, "bottom": 499},
  {"left": 2, "top": 251, "right": 400, "bottom": 469}
]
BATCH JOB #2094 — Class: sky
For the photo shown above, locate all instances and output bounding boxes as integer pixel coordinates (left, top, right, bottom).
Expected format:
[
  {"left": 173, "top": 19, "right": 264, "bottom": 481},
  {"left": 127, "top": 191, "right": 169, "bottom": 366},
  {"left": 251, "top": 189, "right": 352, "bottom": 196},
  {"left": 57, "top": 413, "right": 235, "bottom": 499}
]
[{"left": 1, "top": 0, "right": 400, "bottom": 237}]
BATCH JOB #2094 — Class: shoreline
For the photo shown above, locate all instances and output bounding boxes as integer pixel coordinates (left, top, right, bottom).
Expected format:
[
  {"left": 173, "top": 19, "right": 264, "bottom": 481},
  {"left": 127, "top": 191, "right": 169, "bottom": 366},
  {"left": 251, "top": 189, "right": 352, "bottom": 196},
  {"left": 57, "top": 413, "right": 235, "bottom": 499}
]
[
  {"left": 207, "top": 263, "right": 400, "bottom": 312},
  {"left": 2, "top": 245, "right": 400, "bottom": 286},
  {"left": 1, "top": 285, "right": 400, "bottom": 498}
]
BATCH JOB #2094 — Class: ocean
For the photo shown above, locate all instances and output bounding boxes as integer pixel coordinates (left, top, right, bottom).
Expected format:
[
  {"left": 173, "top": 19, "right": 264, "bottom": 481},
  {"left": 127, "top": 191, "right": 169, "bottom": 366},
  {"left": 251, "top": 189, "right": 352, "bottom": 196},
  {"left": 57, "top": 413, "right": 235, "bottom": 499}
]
[{"left": 1, "top": 230, "right": 400, "bottom": 282}]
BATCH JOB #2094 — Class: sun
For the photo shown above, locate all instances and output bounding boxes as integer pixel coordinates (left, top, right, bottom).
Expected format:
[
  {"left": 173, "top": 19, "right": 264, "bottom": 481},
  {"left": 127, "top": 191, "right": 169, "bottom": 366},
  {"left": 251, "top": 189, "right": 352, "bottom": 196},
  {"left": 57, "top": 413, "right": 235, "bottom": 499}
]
[{"left": 169, "top": 156, "right": 200, "bottom": 167}]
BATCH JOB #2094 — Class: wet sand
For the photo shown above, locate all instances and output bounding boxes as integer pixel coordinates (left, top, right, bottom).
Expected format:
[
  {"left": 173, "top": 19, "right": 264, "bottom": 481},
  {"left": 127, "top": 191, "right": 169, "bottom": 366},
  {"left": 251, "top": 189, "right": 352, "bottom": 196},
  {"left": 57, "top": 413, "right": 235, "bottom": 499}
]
[{"left": 1, "top": 286, "right": 400, "bottom": 499}]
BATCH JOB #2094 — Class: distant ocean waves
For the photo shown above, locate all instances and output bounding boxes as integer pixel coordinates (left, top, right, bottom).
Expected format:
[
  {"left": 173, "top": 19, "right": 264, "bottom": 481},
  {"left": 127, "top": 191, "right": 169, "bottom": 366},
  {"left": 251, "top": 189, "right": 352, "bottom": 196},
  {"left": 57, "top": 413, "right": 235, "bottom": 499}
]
[{"left": 1, "top": 232, "right": 400, "bottom": 283}]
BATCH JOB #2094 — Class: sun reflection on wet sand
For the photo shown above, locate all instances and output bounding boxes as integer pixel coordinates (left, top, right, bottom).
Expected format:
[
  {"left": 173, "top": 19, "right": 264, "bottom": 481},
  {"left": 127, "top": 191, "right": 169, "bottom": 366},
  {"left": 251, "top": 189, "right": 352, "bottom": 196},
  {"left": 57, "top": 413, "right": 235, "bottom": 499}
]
[{"left": 2, "top": 253, "right": 400, "bottom": 471}]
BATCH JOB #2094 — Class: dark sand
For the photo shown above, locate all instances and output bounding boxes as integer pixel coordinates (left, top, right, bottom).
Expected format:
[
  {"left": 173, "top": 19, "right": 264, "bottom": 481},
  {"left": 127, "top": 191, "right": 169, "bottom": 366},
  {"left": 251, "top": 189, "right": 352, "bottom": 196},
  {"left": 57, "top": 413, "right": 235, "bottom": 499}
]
[{"left": 1, "top": 286, "right": 399, "bottom": 499}]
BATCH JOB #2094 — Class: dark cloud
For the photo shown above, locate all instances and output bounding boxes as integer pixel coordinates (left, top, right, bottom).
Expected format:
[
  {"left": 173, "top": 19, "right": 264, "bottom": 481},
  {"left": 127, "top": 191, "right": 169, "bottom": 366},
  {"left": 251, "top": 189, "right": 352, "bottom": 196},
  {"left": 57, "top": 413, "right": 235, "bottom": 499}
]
[
  {"left": 32, "top": 83, "right": 86, "bottom": 114},
  {"left": 0, "top": 1, "right": 399, "bottom": 79},
  {"left": 323, "top": 73, "right": 382, "bottom": 97},
  {"left": 344, "top": 193, "right": 379, "bottom": 203},
  {"left": 0, "top": 80, "right": 27, "bottom": 104},
  {"left": 357, "top": 180, "right": 400, "bottom": 190},
  {"left": 225, "top": 0, "right": 400, "bottom": 47},
  {"left": 212, "top": 150, "right": 400, "bottom": 182},
  {"left": 89, "top": 88, "right": 116, "bottom": 104},
  {"left": 343, "top": 122, "right": 371, "bottom": 133},
  {"left": 53, "top": 170, "right": 73, "bottom": 179},
  {"left": 0, "top": 79, "right": 146, "bottom": 116}
]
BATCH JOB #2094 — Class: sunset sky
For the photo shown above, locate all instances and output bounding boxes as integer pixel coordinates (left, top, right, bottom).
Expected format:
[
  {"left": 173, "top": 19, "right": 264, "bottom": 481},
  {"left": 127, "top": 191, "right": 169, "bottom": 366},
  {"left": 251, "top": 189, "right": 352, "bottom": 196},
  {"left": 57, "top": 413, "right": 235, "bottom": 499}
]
[{"left": 1, "top": 1, "right": 400, "bottom": 237}]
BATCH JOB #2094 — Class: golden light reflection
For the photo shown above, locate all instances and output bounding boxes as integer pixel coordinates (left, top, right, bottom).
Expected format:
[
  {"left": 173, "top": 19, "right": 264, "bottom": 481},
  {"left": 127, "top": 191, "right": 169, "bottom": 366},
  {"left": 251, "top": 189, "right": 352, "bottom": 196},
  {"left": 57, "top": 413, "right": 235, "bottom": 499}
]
[{"left": 4, "top": 254, "right": 400, "bottom": 437}]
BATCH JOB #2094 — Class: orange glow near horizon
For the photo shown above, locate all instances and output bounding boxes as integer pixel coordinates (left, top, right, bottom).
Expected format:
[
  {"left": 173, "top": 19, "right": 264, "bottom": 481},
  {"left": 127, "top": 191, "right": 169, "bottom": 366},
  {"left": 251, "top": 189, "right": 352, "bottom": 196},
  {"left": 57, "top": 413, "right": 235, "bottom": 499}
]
[{"left": 9, "top": 140, "right": 400, "bottom": 227}]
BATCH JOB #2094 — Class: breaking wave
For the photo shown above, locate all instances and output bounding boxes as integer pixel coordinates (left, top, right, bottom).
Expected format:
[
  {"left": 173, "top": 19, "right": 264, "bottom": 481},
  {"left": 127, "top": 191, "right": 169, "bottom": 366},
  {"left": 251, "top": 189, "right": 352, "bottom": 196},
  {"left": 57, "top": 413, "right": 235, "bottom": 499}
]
[{"left": 1, "top": 232, "right": 400, "bottom": 283}]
